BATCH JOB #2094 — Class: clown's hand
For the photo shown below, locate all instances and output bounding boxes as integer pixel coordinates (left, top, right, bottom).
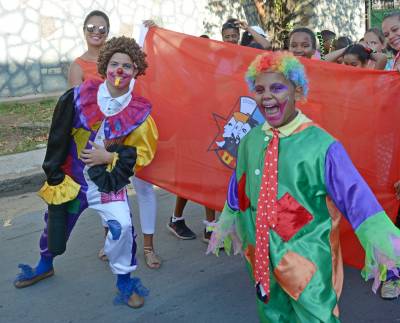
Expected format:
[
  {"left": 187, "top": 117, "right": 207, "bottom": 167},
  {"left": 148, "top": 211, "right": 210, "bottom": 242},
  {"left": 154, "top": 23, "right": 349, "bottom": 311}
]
[
  {"left": 143, "top": 20, "right": 157, "bottom": 28},
  {"left": 81, "top": 141, "right": 114, "bottom": 167}
]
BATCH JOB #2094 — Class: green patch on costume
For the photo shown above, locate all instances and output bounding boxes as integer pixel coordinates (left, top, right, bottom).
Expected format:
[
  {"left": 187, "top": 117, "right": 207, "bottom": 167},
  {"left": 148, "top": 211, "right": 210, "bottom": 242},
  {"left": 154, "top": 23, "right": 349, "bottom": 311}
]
[{"left": 67, "top": 198, "right": 80, "bottom": 215}]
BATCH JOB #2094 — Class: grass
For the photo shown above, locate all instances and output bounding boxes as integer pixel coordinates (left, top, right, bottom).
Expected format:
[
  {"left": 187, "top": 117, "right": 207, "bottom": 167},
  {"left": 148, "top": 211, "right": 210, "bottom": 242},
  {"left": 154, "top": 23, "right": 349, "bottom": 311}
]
[{"left": 0, "top": 99, "right": 57, "bottom": 155}]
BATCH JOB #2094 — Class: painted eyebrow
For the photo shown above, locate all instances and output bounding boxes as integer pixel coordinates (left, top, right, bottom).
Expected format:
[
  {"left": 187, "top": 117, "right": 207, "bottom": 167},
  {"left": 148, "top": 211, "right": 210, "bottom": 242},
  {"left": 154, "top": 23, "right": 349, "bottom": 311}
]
[{"left": 270, "top": 83, "right": 288, "bottom": 91}]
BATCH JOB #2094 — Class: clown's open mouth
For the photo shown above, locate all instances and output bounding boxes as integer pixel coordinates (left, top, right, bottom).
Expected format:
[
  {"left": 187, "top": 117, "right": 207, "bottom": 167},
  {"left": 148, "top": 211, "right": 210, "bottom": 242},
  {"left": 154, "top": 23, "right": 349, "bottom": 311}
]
[{"left": 263, "top": 104, "right": 281, "bottom": 117}]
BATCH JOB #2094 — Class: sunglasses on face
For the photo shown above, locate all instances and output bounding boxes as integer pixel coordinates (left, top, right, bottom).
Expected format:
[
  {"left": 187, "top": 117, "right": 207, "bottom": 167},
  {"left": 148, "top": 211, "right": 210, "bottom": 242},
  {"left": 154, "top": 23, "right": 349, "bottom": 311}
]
[{"left": 85, "top": 24, "right": 107, "bottom": 34}]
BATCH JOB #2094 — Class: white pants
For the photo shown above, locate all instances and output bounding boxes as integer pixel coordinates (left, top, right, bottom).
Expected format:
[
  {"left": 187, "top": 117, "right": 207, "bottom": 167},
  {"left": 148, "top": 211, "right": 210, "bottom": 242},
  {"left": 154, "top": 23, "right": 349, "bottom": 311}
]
[
  {"left": 87, "top": 187, "right": 137, "bottom": 275},
  {"left": 131, "top": 177, "right": 157, "bottom": 235}
]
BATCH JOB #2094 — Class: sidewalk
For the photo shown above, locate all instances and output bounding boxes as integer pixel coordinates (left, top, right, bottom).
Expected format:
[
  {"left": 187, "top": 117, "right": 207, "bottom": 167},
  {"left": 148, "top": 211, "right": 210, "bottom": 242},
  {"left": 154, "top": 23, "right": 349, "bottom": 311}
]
[{"left": 0, "top": 149, "right": 45, "bottom": 196}]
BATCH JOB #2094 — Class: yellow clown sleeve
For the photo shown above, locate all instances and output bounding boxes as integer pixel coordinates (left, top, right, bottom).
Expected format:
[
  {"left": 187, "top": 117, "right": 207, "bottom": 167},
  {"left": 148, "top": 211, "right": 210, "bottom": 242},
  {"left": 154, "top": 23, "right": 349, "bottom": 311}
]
[{"left": 123, "top": 115, "right": 158, "bottom": 172}]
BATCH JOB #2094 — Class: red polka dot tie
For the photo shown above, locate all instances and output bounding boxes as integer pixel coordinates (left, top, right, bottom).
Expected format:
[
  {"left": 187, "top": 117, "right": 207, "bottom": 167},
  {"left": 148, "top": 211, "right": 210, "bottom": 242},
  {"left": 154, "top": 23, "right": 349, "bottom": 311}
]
[{"left": 255, "top": 128, "right": 280, "bottom": 301}]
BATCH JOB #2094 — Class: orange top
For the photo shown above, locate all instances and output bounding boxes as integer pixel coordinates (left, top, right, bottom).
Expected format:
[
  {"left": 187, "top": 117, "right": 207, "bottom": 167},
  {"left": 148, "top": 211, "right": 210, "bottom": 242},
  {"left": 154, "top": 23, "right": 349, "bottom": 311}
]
[{"left": 74, "top": 57, "right": 103, "bottom": 82}]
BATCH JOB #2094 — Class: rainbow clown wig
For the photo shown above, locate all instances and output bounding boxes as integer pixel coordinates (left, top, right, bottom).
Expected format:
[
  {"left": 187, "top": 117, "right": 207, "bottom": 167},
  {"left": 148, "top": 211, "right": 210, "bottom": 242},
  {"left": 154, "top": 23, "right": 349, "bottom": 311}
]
[{"left": 245, "top": 51, "right": 309, "bottom": 97}]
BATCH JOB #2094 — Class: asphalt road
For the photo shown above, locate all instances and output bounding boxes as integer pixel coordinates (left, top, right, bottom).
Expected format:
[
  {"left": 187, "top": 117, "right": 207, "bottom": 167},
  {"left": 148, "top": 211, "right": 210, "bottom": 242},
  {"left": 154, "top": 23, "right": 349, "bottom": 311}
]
[{"left": 1, "top": 188, "right": 399, "bottom": 323}]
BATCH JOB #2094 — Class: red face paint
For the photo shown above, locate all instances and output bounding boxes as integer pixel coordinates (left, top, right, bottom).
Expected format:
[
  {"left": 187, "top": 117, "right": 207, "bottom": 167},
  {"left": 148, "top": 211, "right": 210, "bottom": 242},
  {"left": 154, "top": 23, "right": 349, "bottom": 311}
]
[
  {"left": 106, "top": 53, "right": 136, "bottom": 90},
  {"left": 254, "top": 73, "right": 297, "bottom": 128}
]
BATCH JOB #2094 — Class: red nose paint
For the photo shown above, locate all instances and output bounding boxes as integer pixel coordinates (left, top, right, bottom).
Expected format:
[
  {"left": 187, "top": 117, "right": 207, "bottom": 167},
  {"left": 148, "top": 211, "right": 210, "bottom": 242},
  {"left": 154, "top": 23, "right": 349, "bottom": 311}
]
[{"left": 117, "top": 68, "right": 123, "bottom": 75}]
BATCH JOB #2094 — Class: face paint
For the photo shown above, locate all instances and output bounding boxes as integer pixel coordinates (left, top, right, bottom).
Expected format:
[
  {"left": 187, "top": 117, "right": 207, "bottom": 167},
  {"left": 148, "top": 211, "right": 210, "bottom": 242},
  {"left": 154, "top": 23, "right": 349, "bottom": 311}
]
[
  {"left": 107, "top": 69, "right": 132, "bottom": 89},
  {"left": 263, "top": 98, "right": 289, "bottom": 123},
  {"left": 255, "top": 83, "right": 290, "bottom": 123},
  {"left": 106, "top": 53, "right": 137, "bottom": 92},
  {"left": 114, "top": 67, "right": 123, "bottom": 86},
  {"left": 270, "top": 83, "right": 289, "bottom": 94},
  {"left": 254, "top": 72, "right": 297, "bottom": 128}
]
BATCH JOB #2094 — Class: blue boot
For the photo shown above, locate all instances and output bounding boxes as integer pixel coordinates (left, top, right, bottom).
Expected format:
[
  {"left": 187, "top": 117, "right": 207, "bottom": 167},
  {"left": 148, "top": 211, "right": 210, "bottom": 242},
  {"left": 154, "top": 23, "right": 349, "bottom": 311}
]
[
  {"left": 14, "top": 255, "right": 54, "bottom": 288},
  {"left": 114, "top": 274, "right": 149, "bottom": 308}
]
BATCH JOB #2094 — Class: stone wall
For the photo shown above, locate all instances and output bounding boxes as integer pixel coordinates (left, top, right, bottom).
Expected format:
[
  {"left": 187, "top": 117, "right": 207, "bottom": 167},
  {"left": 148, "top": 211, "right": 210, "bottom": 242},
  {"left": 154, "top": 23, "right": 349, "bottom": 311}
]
[
  {"left": 0, "top": 0, "right": 217, "bottom": 98},
  {"left": 0, "top": 0, "right": 368, "bottom": 98},
  {"left": 311, "top": 0, "right": 366, "bottom": 41}
]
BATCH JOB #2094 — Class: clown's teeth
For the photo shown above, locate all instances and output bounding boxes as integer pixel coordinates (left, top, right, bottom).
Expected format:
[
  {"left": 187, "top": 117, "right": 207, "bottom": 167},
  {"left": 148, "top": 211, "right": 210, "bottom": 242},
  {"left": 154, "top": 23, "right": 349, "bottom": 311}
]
[{"left": 264, "top": 106, "right": 279, "bottom": 115}]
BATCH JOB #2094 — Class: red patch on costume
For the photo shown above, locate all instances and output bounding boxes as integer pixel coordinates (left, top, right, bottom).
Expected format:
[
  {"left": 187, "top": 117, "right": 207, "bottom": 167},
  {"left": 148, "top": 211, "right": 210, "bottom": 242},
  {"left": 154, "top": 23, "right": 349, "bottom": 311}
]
[
  {"left": 238, "top": 173, "right": 250, "bottom": 211},
  {"left": 101, "top": 190, "right": 126, "bottom": 203},
  {"left": 61, "top": 154, "right": 74, "bottom": 177},
  {"left": 275, "top": 192, "right": 314, "bottom": 241}
]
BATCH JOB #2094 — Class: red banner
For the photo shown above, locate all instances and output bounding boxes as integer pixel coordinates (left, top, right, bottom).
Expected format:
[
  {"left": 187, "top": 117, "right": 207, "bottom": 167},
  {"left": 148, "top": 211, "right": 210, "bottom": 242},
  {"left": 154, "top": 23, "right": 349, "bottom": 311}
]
[{"left": 135, "top": 27, "right": 400, "bottom": 268}]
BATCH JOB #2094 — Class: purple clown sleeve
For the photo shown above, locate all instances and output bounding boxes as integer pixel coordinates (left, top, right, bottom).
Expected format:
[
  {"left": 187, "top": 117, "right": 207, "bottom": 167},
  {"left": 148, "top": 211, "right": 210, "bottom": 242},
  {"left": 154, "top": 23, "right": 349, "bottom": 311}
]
[
  {"left": 324, "top": 141, "right": 383, "bottom": 230},
  {"left": 325, "top": 142, "right": 400, "bottom": 293},
  {"left": 206, "top": 171, "right": 242, "bottom": 255},
  {"left": 227, "top": 171, "right": 239, "bottom": 211}
]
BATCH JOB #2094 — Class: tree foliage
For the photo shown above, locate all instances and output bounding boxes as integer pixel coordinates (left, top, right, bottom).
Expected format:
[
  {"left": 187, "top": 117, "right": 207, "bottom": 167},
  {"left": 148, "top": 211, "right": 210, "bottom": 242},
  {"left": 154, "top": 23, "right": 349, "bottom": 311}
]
[{"left": 253, "top": 0, "right": 314, "bottom": 48}]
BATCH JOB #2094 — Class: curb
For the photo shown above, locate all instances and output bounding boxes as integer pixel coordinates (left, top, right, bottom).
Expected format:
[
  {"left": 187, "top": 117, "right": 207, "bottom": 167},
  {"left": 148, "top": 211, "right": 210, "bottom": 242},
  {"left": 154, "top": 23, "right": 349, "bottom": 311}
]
[
  {"left": 0, "top": 149, "right": 46, "bottom": 197},
  {"left": 0, "top": 172, "right": 45, "bottom": 197}
]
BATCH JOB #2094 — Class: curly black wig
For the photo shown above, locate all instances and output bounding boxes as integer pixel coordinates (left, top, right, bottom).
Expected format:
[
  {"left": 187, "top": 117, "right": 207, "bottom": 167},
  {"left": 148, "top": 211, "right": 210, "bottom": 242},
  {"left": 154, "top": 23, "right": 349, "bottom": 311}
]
[{"left": 97, "top": 36, "right": 148, "bottom": 78}]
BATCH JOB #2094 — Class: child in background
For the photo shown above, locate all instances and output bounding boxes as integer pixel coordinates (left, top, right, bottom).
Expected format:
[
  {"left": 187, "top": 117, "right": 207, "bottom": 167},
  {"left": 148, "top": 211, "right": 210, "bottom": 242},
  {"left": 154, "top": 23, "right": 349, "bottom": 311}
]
[
  {"left": 332, "top": 36, "right": 352, "bottom": 63},
  {"left": 382, "top": 11, "right": 400, "bottom": 71},
  {"left": 288, "top": 27, "right": 316, "bottom": 59},
  {"left": 221, "top": 18, "right": 241, "bottom": 44},
  {"left": 325, "top": 43, "right": 387, "bottom": 70},
  {"left": 220, "top": 18, "right": 271, "bottom": 49},
  {"left": 238, "top": 22, "right": 271, "bottom": 50},
  {"left": 343, "top": 44, "right": 387, "bottom": 69},
  {"left": 334, "top": 36, "right": 352, "bottom": 50},
  {"left": 364, "top": 28, "right": 394, "bottom": 70},
  {"left": 208, "top": 51, "right": 400, "bottom": 321},
  {"left": 319, "top": 29, "right": 336, "bottom": 56}
]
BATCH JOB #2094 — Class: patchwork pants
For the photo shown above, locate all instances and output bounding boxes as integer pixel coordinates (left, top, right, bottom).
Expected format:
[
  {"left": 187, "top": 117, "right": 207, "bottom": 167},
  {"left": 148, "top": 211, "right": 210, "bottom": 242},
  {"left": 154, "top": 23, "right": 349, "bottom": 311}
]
[{"left": 39, "top": 187, "right": 137, "bottom": 275}]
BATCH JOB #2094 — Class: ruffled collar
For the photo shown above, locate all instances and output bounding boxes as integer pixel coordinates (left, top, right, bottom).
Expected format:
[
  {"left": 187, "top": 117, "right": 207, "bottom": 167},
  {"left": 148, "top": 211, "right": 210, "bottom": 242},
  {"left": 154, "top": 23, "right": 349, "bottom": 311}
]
[{"left": 74, "top": 79, "right": 151, "bottom": 139}]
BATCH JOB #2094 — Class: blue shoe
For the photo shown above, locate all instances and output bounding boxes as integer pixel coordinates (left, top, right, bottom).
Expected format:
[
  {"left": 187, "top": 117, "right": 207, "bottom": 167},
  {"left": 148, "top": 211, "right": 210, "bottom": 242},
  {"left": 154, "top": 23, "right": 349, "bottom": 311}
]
[
  {"left": 115, "top": 275, "right": 149, "bottom": 308},
  {"left": 14, "top": 264, "right": 54, "bottom": 288}
]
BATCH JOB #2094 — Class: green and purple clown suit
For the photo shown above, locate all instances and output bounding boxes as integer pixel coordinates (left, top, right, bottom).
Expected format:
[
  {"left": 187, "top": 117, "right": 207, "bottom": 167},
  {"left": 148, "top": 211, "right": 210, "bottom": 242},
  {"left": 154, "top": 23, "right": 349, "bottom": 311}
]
[
  {"left": 15, "top": 79, "right": 158, "bottom": 301},
  {"left": 208, "top": 110, "right": 400, "bottom": 322}
]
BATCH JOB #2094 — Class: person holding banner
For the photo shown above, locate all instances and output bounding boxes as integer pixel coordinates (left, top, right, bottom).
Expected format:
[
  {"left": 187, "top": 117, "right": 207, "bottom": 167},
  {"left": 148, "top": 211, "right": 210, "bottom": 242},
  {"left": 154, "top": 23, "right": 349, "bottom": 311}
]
[
  {"left": 68, "top": 10, "right": 109, "bottom": 87},
  {"left": 325, "top": 43, "right": 387, "bottom": 70},
  {"left": 382, "top": 11, "right": 400, "bottom": 72},
  {"left": 221, "top": 18, "right": 270, "bottom": 49},
  {"left": 207, "top": 51, "right": 400, "bottom": 322},
  {"left": 14, "top": 36, "right": 156, "bottom": 308},
  {"left": 288, "top": 27, "right": 317, "bottom": 59}
]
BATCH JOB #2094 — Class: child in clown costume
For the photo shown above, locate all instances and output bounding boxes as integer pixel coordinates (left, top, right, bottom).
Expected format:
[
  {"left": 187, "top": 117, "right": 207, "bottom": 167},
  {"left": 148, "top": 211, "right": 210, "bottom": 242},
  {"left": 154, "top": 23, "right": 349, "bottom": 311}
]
[
  {"left": 14, "top": 36, "right": 158, "bottom": 309},
  {"left": 207, "top": 52, "right": 400, "bottom": 322}
]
